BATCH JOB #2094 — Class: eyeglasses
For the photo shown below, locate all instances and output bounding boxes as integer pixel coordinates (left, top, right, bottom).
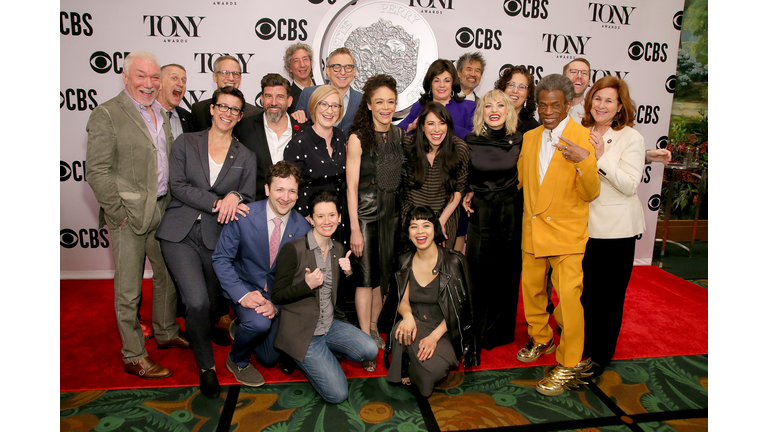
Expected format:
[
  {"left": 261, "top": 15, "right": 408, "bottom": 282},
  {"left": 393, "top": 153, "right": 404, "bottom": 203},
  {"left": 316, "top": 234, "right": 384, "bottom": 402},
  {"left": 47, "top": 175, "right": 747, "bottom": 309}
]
[
  {"left": 567, "top": 69, "right": 589, "bottom": 77},
  {"left": 317, "top": 101, "right": 341, "bottom": 111},
  {"left": 214, "top": 103, "right": 242, "bottom": 115},
  {"left": 328, "top": 64, "right": 355, "bottom": 73},
  {"left": 215, "top": 70, "right": 242, "bottom": 77},
  {"left": 506, "top": 82, "right": 528, "bottom": 91}
]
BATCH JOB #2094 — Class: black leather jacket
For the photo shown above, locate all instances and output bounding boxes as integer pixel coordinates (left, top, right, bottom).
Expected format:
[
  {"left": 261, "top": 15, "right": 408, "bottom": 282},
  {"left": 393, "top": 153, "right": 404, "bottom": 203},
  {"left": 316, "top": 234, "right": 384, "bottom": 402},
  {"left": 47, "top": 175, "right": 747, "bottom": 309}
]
[{"left": 384, "top": 246, "right": 480, "bottom": 367}]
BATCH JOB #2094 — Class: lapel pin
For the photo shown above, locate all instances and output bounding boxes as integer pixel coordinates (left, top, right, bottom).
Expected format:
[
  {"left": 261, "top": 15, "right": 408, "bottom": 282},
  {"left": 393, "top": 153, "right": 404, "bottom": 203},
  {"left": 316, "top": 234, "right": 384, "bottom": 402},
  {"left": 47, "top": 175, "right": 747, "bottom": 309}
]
[
  {"left": 288, "top": 234, "right": 293, "bottom": 238},
  {"left": 607, "top": 139, "right": 612, "bottom": 144},
  {"left": 229, "top": 155, "right": 233, "bottom": 158}
]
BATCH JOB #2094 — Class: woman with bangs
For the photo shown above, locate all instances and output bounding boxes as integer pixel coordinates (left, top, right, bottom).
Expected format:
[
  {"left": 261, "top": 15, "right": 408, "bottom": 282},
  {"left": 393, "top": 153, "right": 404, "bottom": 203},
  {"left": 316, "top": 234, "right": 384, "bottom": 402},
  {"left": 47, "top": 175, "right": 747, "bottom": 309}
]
[
  {"left": 462, "top": 90, "right": 524, "bottom": 350},
  {"left": 385, "top": 206, "right": 479, "bottom": 397},
  {"left": 402, "top": 102, "right": 469, "bottom": 250}
]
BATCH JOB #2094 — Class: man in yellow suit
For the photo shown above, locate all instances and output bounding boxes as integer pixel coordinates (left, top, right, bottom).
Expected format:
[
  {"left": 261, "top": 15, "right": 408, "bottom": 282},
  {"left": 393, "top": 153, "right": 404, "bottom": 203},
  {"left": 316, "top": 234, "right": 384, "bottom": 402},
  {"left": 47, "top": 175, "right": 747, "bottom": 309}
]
[{"left": 516, "top": 74, "right": 600, "bottom": 396}]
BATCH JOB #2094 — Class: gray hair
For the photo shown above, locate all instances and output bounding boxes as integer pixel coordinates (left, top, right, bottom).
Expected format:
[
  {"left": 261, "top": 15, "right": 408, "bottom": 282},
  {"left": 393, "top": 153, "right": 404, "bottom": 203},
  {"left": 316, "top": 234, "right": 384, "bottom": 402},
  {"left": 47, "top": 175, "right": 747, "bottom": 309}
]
[
  {"left": 214, "top": 55, "right": 240, "bottom": 72},
  {"left": 123, "top": 51, "right": 159, "bottom": 76},
  {"left": 283, "top": 43, "right": 314, "bottom": 79},
  {"left": 535, "top": 74, "right": 575, "bottom": 104},
  {"left": 456, "top": 52, "right": 486, "bottom": 73}
]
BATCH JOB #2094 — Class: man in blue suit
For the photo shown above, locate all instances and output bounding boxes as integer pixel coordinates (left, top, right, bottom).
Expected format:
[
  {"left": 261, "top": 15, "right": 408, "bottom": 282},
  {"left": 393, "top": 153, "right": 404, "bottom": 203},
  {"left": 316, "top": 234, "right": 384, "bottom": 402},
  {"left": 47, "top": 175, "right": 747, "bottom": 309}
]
[
  {"left": 212, "top": 161, "right": 311, "bottom": 386},
  {"left": 291, "top": 47, "right": 362, "bottom": 134}
]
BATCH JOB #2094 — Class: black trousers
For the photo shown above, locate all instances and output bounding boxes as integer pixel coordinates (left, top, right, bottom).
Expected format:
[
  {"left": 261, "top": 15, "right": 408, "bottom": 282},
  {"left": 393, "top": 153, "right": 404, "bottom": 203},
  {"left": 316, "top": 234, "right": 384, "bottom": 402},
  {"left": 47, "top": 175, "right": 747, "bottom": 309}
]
[
  {"left": 466, "top": 188, "right": 522, "bottom": 350},
  {"left": 160, "top": 221, "right": 222, "bottom": 370},
  {"left": 581, "top": 236, "right": 636, "bottom": 367}
]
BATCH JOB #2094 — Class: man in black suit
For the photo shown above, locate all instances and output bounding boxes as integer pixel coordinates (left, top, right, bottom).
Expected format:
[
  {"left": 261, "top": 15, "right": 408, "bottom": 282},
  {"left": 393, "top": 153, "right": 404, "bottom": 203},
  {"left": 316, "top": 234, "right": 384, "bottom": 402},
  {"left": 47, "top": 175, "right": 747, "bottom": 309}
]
[
  {"left": 158, "top": 64, "right": 195, "bottom": 138},
  {"left": 283, "top": 43, "right": 316, "bottom": 114},
  {"left": 190, "top": 55, "right": 261, "bottom": 131},
  {"left": 238, "top": 74, "right": 301, "bottom": 201}
]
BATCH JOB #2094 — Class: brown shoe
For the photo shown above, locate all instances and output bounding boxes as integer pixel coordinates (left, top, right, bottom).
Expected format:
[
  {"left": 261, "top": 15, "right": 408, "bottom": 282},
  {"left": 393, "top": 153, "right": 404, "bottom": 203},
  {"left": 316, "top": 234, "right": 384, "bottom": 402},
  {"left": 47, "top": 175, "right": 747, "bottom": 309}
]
[
  {"left": 124, "top": 357, "right": 172, "bottom": 379},
  {"left": 157, "top": 333, "right": 191, "bottom": 350},
  {"left": 216, "top": 314, "right": 234, "bottom": 333}
]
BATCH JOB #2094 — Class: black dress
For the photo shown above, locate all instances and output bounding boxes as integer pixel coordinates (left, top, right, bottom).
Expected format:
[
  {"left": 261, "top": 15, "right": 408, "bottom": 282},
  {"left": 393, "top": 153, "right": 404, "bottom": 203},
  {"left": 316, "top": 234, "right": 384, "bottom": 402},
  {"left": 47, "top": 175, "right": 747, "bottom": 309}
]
[
  {"left": 465, "top": 126, "right": 524, "bottom": 350},
  {"left": 354, "top": 127, "right": 404, "bottom": 296},
  {"left": 283, "top": 126, "right": 347, "bottom": 216},
  {"left": 386, "top": 270, "right": 458, "bottom": 397}
]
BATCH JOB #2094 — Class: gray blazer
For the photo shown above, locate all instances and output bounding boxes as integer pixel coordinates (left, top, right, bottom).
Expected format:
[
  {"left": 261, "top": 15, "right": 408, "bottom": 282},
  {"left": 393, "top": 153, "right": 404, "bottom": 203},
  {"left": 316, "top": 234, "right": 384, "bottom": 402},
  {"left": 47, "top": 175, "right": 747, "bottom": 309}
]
[
  {"left": 86, "top": 91, "right": 174, "bottom": 234},
  {"left": 156, "top": 129, "right": 257, "bottom": 250}
]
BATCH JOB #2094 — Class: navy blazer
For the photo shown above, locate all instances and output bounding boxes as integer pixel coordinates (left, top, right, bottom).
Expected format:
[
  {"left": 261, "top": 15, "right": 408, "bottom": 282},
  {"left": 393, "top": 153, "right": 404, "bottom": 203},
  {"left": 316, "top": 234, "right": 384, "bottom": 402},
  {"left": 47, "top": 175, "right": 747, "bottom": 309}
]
[
  {"left": 295, "top": 85, "right": 362, "bottom": 134},
  {"left": 237, "top": 113, "right": 302, "bottom": 201},
  {"left": 212, "top": 199, "right": 311, "bottom": 304},
  {"left": 156, "top": 129, "right": 257, "bottom": 250}
]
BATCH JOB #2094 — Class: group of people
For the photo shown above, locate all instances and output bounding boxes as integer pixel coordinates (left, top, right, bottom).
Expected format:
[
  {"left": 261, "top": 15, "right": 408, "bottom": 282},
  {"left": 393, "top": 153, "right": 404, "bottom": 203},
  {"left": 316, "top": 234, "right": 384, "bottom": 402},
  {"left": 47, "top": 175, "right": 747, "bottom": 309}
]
[{"left": 85, "top": 42, "right": 672, "bottom": 404}]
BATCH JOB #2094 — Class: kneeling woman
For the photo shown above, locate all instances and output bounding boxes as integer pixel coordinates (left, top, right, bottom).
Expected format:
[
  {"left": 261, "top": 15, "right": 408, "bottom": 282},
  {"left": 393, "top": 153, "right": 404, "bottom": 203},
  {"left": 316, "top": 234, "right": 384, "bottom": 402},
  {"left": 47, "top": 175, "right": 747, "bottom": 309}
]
[
  {"left": 272, "top": 190, "right": 378, "bottom": 403},
  {"left": 385, "top": 206, "right": 479, "bottom": 397}
]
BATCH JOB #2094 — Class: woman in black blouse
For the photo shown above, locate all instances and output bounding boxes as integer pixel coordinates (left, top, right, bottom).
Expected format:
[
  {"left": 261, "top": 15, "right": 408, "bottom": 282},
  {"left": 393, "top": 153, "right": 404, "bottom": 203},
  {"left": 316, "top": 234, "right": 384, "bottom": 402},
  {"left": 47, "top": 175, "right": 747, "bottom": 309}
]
[
  {"left": 284, "top": 85, "right": 347, "bottom": 225},
  {"left": 494, "top": 66, "right": 540, "bottom": 137},
  {"left": 462, "top": 90, "right": 523, "bottom": 350}
]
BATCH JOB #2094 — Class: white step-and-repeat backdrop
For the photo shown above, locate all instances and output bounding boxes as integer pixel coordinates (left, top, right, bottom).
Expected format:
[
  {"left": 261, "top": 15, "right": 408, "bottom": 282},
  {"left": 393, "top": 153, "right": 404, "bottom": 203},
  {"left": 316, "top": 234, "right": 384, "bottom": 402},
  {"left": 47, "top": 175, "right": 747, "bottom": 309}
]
[{"left": 61, "top": 0, "right": 684, "bottom": 278}]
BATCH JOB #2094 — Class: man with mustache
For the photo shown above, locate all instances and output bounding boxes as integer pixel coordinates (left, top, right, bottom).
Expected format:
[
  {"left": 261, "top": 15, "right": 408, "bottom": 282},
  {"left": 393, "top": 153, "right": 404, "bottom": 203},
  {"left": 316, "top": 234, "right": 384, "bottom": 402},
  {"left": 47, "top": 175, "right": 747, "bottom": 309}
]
[
  {"left": 516, "top": 74, "right": 599, "bottom": 396},
  {"left": 456, "top": 52, "right": 485, "bottom": 102},
  {"left": 213, "top": 161, "right": 311, "bottom": 386},
  {"left": 239, "top": 74, "right": 302, "bottom": 202},
  {"left": 86, "top": 51, "right": 190, "bottom": 380}
]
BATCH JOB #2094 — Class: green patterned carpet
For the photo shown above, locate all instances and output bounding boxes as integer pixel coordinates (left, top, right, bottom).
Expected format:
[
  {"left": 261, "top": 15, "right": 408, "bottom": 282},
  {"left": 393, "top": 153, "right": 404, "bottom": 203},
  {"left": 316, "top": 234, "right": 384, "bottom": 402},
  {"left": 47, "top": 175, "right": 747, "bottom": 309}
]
[{"left": 60, "top": 354, "right": 707, "bottom": 432}]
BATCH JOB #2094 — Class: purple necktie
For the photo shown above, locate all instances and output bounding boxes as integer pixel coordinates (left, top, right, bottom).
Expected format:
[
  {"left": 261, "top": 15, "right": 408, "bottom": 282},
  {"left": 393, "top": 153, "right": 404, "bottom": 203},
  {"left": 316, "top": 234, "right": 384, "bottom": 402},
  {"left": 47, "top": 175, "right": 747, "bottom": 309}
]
[{"left": 266, "top": 218, "right": 283, "bottom": 291}]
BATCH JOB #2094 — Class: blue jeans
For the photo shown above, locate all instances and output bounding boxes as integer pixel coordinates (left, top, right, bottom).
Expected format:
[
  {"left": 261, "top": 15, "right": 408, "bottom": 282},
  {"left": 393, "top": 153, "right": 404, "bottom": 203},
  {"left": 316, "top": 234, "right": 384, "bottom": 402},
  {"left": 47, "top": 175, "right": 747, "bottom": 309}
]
[{"left": 293, "top": 320, "right": 378, "bottom": 403}]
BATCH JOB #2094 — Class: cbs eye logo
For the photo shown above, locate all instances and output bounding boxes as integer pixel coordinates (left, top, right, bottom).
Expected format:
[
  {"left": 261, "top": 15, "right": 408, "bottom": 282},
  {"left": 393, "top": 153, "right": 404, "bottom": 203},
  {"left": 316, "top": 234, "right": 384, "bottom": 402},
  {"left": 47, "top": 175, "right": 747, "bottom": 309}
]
[
  {"left": 90, "top": 51, "right": 130, "bottom": 74},
  {"left": 673, "top": 11, "right": 683, "bottom": 30},
  {"left": 647, "top": 194, "right": 662, "bottom": 212},
  {"left": 255, "top": 18, "right": 307, "bottom": 41},
  {"left": 656, "top": 136, "right": 669, "bottom": 149},
  {"left": 665, "top": 75, "right": 676, "bottom": 93},
  {"left": 60, "top": 228, "right": 110, "bottom": 249}
]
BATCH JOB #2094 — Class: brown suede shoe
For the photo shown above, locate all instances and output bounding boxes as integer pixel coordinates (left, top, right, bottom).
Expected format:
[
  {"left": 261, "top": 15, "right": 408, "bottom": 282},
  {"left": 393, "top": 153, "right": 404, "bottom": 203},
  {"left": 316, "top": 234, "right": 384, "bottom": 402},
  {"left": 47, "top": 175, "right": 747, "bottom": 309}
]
[
  {"left": 215, "top": 314, "right": 234, "bottom": 333},
  {"left": 157, "top": 333, "right": 191, "bottom": 350},
  {"left": 124, "top": 357, "right": 172, "bottom": 379}
]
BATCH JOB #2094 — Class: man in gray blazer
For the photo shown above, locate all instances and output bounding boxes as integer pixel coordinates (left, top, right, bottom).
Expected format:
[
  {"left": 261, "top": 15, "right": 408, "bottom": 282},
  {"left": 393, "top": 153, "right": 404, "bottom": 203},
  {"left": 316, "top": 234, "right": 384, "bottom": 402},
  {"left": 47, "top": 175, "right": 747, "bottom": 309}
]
[
  {"left": 86, "top": 51, "right": 189, "bottom": 380},
  {"left": 291, "top": 47, "right": 362, "bottom": 134}
]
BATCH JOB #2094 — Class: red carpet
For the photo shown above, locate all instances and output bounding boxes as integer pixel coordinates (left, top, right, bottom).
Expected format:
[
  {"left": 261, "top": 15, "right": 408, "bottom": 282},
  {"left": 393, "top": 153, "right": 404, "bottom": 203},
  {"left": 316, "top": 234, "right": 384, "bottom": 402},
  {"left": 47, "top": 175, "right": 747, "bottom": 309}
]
[{"left": 60, "top": 266, "right": 707, "bottom": 391}]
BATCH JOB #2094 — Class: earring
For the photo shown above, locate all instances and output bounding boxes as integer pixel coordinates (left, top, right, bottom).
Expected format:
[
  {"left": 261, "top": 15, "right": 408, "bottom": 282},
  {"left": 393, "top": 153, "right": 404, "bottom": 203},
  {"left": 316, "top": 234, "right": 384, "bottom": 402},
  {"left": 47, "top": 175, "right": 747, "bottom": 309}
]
[
  {"left": 450, "top": 90, "right": 455, "bottom": 98},
  {"left": 428, "top": 90, "right": 432, "bottom": 98}
]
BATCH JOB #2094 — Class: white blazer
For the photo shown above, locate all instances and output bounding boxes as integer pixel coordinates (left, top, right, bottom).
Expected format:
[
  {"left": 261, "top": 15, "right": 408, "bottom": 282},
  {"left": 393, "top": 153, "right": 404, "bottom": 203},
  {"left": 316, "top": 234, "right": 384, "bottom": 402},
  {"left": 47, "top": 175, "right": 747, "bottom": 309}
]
[{"left": 588, "top": 126, "right": 646, "bottom": 239}]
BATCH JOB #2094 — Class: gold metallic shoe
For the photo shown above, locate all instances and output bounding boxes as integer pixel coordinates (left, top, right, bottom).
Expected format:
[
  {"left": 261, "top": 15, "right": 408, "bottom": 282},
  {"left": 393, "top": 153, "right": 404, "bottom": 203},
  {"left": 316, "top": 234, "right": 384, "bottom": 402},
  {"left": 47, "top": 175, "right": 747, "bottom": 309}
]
[
  {"left": 516, "top": 337, "right": 556, "bottom": 362},
  {"left": 535, "top": 358, "right": 593, "bottom": 396}
]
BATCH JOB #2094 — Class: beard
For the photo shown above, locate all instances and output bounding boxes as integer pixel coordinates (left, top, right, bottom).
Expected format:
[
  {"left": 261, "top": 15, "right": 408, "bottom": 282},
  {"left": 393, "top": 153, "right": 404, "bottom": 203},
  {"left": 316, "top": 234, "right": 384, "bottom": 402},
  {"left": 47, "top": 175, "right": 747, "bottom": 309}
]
[{"left": 265, "top": 105, "right": 286, "bottom": 123}]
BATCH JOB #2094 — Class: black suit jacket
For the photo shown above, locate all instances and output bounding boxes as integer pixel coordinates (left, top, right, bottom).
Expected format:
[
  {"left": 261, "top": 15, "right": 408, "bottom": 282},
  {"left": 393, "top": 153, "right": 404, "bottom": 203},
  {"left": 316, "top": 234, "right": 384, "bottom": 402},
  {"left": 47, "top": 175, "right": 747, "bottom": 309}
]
[
  {"left": 237, "top": 113, "right": 302, "bottom": 201},
  {"left": 190, "top": 98, "right": 262, "bottom": 133},
  {"left": 174, "top": 106, "right": 195, "bottom": 133},
  {"left": 155, "top": 130, "right": 257, "bottom": 250}
]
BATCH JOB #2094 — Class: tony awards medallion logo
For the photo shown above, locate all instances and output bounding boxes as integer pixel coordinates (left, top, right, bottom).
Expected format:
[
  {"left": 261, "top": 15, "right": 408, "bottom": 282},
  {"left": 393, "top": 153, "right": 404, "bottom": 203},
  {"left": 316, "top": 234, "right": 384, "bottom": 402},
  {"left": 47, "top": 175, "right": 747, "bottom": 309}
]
[{"left": 314, "top": 0, "right": 438, "bottom": 111}]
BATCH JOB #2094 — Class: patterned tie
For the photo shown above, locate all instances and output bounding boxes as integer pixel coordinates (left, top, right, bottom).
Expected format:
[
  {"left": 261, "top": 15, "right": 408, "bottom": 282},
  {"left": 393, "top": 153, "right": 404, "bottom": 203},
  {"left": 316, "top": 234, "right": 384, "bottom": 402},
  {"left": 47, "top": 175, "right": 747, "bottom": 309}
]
[{"left": 269, "top": 217, "right": 282, "bottom": 268}]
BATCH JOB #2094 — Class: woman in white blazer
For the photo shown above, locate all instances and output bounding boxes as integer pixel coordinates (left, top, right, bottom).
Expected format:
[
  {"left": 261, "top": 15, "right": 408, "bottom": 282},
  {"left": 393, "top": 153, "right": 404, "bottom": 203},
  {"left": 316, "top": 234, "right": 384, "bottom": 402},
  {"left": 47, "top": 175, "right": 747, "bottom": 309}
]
[{"left": 578, "top": 77, "right": 645, "bottom": 376}]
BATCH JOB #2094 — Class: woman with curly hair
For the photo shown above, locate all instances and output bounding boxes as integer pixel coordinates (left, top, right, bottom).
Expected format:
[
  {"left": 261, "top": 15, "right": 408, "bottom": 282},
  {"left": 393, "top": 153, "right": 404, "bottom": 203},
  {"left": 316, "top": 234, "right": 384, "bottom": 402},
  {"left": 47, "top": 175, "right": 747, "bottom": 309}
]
[
  {"left": 346, "top": 74, "right": 405, "bottom": 372},
  {"left": 494, "top": 65, "right": 540, "bottom": 137}
]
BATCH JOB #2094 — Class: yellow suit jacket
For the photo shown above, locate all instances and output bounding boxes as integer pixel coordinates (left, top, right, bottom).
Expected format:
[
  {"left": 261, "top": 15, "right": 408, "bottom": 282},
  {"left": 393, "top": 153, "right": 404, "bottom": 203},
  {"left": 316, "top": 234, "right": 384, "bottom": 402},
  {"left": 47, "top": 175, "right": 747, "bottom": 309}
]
[{"left": 517, "top": 118, "right": 600, "bottom": 258}]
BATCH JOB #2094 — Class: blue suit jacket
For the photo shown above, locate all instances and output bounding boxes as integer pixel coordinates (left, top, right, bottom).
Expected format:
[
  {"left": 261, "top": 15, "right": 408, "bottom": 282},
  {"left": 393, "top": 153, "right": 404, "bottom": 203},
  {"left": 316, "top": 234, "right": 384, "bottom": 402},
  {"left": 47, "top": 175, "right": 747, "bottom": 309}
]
[
  {"left": 212, "top": 199, "right": 311, "bottom": 304},
  {"left": 295, "top": 85, "right": 362, "bottom": 134}
]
